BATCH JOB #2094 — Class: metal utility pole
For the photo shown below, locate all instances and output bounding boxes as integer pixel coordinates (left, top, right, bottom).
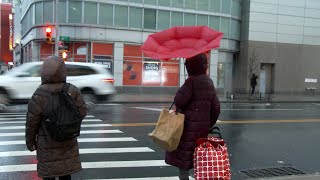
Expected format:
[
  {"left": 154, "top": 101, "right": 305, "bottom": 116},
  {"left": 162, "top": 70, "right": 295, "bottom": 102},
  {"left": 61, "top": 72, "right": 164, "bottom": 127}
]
[{"left": 54, "top": 0, "right": 59, "bottom": 56}]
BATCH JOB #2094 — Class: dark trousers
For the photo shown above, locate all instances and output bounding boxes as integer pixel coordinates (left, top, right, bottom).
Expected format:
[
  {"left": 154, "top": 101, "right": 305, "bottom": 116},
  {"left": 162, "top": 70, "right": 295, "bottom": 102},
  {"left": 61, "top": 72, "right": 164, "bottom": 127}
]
[
  {"left": 179, "top": 168, "right": 189, "bottom": 180},
  {"left": 251, "top": 85, "right": 256, "bottom": 96},
  {"left": 43, "top": 175, "right": 71, "bottom": 180}
]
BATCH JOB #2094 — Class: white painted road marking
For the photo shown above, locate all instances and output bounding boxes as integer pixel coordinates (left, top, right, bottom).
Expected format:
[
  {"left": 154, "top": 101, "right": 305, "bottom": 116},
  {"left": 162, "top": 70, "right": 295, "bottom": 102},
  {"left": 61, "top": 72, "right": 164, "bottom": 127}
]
[
  {"left": 0, "top": 124, "right": 112, "bottom": 130},
  {"left": 0, "top": 137, "right": 137, "bottom": 145},
  {"left": 0, "top": 147, "right": 154, "bottom": 157},
  {"left": 0, "top": 119, "right": 102, "bottom": 124},
  {"left": 0, "top": 160, "right": 169, "bottom": 172},
  {"left": 132, "top": 107, "right": 302, "bottom": 111}
]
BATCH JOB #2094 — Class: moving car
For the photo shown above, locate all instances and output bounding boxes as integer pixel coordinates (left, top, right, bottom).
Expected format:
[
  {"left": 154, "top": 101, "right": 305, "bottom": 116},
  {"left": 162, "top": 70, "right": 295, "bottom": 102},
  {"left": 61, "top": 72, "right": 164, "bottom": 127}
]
[{"left": 0, "top": 62, "right": 116, "bottom": 105}]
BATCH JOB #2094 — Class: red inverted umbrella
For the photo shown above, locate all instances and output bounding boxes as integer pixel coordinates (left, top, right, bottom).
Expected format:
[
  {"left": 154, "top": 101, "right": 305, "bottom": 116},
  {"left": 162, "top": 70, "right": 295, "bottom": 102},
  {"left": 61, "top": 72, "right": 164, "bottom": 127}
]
[{"left": 141, "top": 26, "right": 223, "bottom": 60}]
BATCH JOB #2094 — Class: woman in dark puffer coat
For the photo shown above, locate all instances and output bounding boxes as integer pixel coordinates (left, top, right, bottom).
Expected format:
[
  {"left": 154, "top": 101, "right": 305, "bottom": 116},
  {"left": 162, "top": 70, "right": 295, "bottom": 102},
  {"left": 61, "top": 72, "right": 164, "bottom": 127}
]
[
  {"left": 165, "top": 53, "right": 220, "bottom": 180},
  {"left": 25, "top": 56, "right": 87, "bottom": 180}
]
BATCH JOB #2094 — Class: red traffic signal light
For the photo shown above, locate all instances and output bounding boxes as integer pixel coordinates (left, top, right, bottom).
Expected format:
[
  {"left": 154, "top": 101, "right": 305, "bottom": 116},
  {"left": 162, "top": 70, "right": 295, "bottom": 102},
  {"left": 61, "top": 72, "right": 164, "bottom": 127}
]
[{"left": 46, "top": 27, "right": 52, "bottom": 44}]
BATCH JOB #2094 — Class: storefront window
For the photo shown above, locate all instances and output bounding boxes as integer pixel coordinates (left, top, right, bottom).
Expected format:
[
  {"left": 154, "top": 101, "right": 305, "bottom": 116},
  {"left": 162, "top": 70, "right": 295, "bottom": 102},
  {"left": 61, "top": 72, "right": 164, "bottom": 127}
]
[
  {"left": 217, "top": 63, "right": 225, "bottom": 89},
  {"left": 129, "top": 7, "right": 143, "bottom": 28},
  {"left": 84, "top": 2, "right": 97, "bottom": 24},
  {"left": 99, "top": 4, "right": 113, "bottom": 26},
  {"left": 92, "top": 43, "right": 114, "bottom": 74},
  {"left": 115, "top": 5, "right": 129, "bottom": 27},
  {"left": 69, "top": 1, "right": 82, "bottom": 23},
  {"left": 144, "top": 9, "right": 156, "bottom": 29}
]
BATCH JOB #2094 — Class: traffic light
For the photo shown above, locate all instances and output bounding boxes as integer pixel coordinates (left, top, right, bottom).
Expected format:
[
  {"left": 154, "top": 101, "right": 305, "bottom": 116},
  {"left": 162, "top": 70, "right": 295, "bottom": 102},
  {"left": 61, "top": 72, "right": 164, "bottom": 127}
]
[
  {"left": 62, "top": 51, "right": 68, "bottom": 60},
  {"left": 46, "top": 27, "right": 52, "bottom": 44}
]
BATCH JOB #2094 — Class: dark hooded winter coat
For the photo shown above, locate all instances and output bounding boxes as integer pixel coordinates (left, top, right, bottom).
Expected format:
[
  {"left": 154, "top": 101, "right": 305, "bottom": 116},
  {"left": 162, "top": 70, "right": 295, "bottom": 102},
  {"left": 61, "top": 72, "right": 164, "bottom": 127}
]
[
  {"left": 25, "top": 56, "right": 87, "bottom": 178},
  {"left": 165, "top": 53, "right": 220, "bottom": 170}
]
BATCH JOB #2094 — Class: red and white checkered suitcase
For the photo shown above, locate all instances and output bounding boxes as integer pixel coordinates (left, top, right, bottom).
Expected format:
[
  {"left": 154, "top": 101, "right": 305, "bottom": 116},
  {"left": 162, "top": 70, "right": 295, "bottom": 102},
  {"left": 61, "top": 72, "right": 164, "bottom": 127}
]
[{"left": 193, "top": 128, "right": 231, "bottom": 180}]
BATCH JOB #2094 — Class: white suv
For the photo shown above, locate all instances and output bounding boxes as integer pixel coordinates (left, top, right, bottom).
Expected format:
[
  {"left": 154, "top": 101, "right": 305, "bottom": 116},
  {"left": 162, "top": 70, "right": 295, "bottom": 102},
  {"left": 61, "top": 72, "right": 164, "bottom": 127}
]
[{"left": 0, "top": 62, "right": 116, "bottom": 104}]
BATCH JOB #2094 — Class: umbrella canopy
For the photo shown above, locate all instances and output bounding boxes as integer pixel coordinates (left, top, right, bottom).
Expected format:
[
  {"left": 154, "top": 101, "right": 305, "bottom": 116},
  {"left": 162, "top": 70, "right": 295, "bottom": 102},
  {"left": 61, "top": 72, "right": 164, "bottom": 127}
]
[{"left": 141, "top": 26, "right": 223, "bottom": 60}]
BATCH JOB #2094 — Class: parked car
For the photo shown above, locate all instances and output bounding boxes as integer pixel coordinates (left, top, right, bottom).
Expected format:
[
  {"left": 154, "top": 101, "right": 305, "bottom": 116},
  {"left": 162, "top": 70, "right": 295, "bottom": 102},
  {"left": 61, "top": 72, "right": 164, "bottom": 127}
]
[{"left": 0, "top": 62, "right": 116, "bottom": 105}]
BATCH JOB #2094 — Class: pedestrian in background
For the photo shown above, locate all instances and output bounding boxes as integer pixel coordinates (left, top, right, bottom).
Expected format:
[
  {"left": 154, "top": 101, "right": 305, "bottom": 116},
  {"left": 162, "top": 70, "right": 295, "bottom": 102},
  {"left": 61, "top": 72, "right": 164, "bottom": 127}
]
[
  {"left": 250, "top": 73, "right": 259, "bottom": 96},
  {"left": 165, "top": 53, "right": 221, "bottom": 180},
  {"left": 25, "top": 56, "right": 87, "bottom": 180}
]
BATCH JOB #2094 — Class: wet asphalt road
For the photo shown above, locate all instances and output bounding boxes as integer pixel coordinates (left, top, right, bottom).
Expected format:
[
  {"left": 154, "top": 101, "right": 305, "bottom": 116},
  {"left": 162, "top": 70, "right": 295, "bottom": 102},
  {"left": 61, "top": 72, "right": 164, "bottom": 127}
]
[{"left": 0, "top": 102, "right": 320, "bottom": 180}]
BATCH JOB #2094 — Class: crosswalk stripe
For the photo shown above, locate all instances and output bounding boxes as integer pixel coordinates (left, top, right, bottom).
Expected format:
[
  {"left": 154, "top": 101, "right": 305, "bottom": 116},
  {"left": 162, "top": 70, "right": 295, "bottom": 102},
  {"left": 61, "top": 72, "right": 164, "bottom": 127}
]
[
  {"left": 0, "top": 124, "right": 112, "bottom": 130},
  {"left": 92, "top": 177, "right": 195, "bottom": 180},
  {"left": 0, "top": 130, "right": 123, "bottom": 137},
  {"left": 0, "top": 147, "right": 154, "bottom": 157},
  {"left": 0, "top": 119, "right": 102, "bottom": 124},
  {"left": 0, "top": 160, "right": 169, "bottom": 173},
  {"left": 0, "top": 137, "right": 137, "bottom": 145}
]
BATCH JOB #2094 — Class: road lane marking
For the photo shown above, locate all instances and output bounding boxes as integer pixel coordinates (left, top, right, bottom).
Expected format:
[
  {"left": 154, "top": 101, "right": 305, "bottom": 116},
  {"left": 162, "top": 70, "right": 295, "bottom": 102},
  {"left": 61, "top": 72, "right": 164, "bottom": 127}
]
[
  {"left": 92, "top": 177, "right": 195, "bottom": 180},
  {"left": 132, "top": 107, "right": 302, "bottom": 112},
  {"left": 110, "top": 119, "right": 320, "bottom": 126},
  {"left": 0, "top": 137, "right": 137, "bottom": 145},
  {"left": 0, "top": 147, "right": 154, "bottom": 157},
  {"left": 0, "top": 124, "right": 112, "bottom": 130},
  {"left": 0, "top": 160, "right": 169, "bottom": 172},
  {"left": 0, "top": 130, "right": 123, "bottom": 137}
]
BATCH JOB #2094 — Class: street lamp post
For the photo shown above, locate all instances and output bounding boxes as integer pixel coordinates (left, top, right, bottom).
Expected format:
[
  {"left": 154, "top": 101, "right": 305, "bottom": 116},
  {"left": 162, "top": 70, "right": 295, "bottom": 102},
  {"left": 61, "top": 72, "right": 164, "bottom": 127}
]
[{"left": 54, "top": 0, "right": 59, "bottom": 56}]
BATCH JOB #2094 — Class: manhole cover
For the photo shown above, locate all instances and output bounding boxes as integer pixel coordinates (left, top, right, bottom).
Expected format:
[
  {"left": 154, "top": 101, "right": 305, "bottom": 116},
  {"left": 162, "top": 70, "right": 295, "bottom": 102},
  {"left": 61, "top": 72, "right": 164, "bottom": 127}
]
[{"left": 239, "top": 166, "right": 307, "bottom": 178}]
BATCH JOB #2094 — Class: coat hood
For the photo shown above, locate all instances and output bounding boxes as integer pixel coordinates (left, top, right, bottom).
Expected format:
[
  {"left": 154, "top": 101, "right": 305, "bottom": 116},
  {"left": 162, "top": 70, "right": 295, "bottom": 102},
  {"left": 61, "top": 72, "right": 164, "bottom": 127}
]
[
  {"left": 185, "top": 53, "right": 208, "bottom": 76},
  {"left": 41, "top": 56, "right": 67, "bottom": 84}
]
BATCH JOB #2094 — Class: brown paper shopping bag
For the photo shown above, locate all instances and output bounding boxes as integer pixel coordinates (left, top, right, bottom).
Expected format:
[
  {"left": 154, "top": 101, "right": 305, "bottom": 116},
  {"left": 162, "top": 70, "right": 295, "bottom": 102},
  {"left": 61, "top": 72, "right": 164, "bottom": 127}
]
[{"left": 148, "top": 108, "right": 185, "bottom": 152}]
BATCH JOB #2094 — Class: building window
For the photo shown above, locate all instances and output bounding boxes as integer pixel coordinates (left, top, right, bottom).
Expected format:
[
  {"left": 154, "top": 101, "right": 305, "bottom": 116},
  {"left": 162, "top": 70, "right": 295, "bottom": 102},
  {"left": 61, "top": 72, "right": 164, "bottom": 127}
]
[
  {"left": 197, "top": 15, "right": 208, "bottom": 26},
  {"left": 69, "top": 1, "right": 82, "bottom": 23},
  {"left": 144, "top": 9, "right": 156, "bottom": 29},
  {"left": 129, "top": 7, "right": 143, "bottom": 28},
  {"left": 99, "top": 3, "right": 113, "bottom": 26},
  {"left": 198, "top": 0, "right": 209, "bottom": 11},
  {"left": 35, "top": 2, "right": 43, "bottom": 24},
  {"left": 230, "top": 19, "right": 240, "bottom": 40},
  {"left": 185, "top": 0, "right": 196, "bottom": 9},
  {"left": 172, "top": 0, "right": 184, "bottom": 8},
  {"left": 221, "top": 0, "right": 231, "bottom": 14},
  {"left": 84, "top": 2, "right": 97, "bottom": 24},
  {"left": 144, "top": 0, "right": 157, "bottom": 5},
  {"left": 157, "top": 10, "right": 170, "bottom": 30},
  {"left": 209, "top": 16, "right": 220, "bottom": 30},
  {"left": 43, "top": 1, "right": 53, "bottom": 23},
  {"left": 130, "top": 0, "right": 143, "bottom": 3},
  {"left": 115, "top": 5, "right": 128, "bottom": 27},
  {"left": 58, "top": 0, "right": 67, "bottom": 23},
  {"left": 221, "top": 17, "right": 230, "bottom": 38},
  {"left": 171, "top": 12, "right": 183, "bottom": 27},
  {"left": 209, "top": 0, "right": 220, "bottom": 13},
  {"left": 184, "top": 13, "right": 196, "bottom": 26},
  {"left": 158, "top": 0, "right": 170, "bottom": 6},
  {"left": 231, "top": 0, "right": 241, "bottom": 17}
]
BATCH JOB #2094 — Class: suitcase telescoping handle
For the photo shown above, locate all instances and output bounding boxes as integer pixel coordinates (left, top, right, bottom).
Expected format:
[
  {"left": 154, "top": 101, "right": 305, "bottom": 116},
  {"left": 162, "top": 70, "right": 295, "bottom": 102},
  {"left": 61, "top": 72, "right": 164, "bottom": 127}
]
[{"left": 209, "top": 126, "right": 222, "bottom": 139}]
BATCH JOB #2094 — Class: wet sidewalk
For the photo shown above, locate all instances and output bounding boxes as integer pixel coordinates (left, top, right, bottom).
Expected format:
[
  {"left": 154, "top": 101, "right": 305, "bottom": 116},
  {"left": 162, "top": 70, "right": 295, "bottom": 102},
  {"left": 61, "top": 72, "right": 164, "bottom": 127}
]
[
  {"left": 108, "top": 93, "right": 320, "bottom": 103},
  {"left": 252, "top": 174, "right": 320, "bottom": 180}
]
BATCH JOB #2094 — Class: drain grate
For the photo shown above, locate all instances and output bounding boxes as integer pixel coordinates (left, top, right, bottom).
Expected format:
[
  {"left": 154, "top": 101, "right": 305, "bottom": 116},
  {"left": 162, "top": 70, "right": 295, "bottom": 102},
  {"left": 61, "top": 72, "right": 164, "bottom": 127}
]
[{"left": 239, "top": 166, "right": 307, "bottom": 178}]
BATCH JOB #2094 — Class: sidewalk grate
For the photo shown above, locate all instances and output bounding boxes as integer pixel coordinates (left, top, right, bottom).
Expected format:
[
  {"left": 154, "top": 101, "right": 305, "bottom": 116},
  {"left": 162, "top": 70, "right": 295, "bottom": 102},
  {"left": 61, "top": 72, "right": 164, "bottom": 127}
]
[{"left": 239, "top": 166, "right": 307, "bottom": 178}]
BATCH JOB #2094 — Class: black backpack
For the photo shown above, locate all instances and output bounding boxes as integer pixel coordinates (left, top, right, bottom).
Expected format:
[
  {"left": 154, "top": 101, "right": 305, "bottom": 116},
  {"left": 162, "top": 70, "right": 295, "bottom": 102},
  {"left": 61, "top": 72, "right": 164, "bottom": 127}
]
[{"left": 35, "top": 83, "right": 82, "bottom": 141}]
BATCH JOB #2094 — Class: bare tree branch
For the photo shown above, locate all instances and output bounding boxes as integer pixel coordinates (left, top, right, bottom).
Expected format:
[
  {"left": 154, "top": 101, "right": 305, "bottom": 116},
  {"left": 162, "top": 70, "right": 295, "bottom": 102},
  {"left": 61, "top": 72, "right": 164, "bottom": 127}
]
[{"left": 248, "top": 49, "right": 259, "bottom": 79}]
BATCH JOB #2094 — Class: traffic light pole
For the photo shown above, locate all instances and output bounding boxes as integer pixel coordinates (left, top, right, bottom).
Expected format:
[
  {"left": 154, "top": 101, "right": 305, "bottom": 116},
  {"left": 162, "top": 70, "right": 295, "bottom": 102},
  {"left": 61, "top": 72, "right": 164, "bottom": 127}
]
[{"left": 54, "top": 0, "right": 59, "bottom": 56}]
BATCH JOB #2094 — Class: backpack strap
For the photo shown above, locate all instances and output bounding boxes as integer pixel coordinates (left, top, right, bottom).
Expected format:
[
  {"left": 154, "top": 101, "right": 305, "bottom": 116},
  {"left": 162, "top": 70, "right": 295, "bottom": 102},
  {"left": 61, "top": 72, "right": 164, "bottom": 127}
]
[{"left": 62, "top": 83, "right": 70, "bottom": 93}]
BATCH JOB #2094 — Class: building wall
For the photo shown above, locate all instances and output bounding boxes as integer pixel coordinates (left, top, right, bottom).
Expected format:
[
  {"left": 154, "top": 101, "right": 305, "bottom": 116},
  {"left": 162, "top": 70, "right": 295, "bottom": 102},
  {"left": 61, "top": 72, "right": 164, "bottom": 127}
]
[
  {"left": 0, "top": 3, "right": 13, "bottom": 64},
  {"left": 236, "top": 0, "right": 320, "bottom": 94}
]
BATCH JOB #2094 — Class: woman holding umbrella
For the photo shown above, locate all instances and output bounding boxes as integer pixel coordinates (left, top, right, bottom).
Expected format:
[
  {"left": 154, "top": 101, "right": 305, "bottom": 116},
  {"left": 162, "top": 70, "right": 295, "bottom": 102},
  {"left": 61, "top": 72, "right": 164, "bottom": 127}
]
[
  {"left": 141, "top": 26, "right": 223, "bottom": 179},
  {"left": 164, "top": 53, "right": 220, "bottom": 179}
]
